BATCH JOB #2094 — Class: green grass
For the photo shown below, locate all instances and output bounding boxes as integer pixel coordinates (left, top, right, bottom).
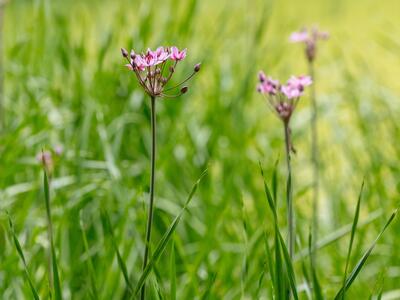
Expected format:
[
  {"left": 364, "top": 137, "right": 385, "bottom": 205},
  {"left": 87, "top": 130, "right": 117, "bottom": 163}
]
[{"left": 1, "top": 0, "right": 400, "bottom": 298}]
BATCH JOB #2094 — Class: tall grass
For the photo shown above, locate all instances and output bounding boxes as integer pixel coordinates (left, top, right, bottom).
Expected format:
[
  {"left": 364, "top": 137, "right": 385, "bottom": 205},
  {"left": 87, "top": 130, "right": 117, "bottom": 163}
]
[{"left": 1, "top": 0, "right": 400, "bottom": 298}]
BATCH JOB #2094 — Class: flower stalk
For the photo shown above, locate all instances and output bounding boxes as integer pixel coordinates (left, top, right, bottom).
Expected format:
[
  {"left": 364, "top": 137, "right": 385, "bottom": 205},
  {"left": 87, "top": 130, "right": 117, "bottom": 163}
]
[
  {"left": 141, "top": 96, "right": 156, "bottom": 300},
  {"left": 257, "top": 72, "right": 312, "bottom": 260},
  {"left": 283, "top": 121, "right": 294, "bottom": 258},
  {"left": 121, "top": 46, "right": 200, "bottom": 299},
  {"left": 309, "top": 61, "right": 319, "bottom": 264},
  {"left": 290, "top": 26, "right": 328, "bottom": 263}
]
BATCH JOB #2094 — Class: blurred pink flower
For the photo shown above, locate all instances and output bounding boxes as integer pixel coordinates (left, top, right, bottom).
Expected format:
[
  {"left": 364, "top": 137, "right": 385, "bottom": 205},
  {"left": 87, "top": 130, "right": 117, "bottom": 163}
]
[
  {"left": 281, "top": 84, "right": 302, "bottom": 99},
  {"left": 257, "top": 72, "right": 280, "bottom": 95},
  {"left": 54, "top": 145, "right": 64, "bottom": 156},
  {"left": 257, "top": 72, "right": 312, "bottom": 122},
  {"left": 170, "top": 46, "right": 187, "bottom": 61},
  {"left": 289, "top": 30, "right": 309, "bottom": 43},
  {"left": 155, "top": 47, "right": 170, "bottom": 62},
  {"left": 289, "top": 27, "right": 329, "bottom": 62}
]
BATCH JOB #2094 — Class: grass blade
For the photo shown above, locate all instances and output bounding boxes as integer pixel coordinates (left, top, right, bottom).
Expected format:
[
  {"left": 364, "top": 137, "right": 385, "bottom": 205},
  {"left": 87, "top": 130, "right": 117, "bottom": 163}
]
[
  {"left": 7, "top": 213, "right": 40, "bottom": 300},
  {"left": 43, "top": 170, "right": 62, "bottom": 300},
  {"left": 340, "top": 180, "right": 364, "bottom": 300},
  {"left": 308, "top": 231, "right": 323, "bottom": 300},
  {"left": 170, "top": 240, "right": 176, "bottom": 300},
  {"left": 259, "top": 162, "right": 298, "bottom": 300},
  {"left": 133, "top": 169, "right": 207, "bottom": 295},
  {"left": 334, "top": 208, "right": 398, "bottom": 299},
  {"left": 79, "top": 212, "right": 99, "bottom": 299},
  {"left": 102, "top": 209, "right": 133, "bottom": 295}
]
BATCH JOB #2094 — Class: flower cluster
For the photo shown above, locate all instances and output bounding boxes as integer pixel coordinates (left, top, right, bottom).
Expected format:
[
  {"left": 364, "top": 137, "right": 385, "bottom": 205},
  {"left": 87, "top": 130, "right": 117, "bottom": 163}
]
[
  {"left": 36, "top": 145, "right": 63, "bottom": 175},
  {"left": 257, "top": 72, "right": 312, "bottom": 123},
  {"left": 121, "top": 46, "right": 200, "bottom": 98},
  {"left": 290, "top": 27, "right": 329, "bottom": 62}
]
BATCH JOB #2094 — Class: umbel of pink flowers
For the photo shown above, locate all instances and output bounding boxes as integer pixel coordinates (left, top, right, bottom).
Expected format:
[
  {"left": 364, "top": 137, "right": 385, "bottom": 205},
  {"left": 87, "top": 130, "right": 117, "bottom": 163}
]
[
  {"left": 257, "top": 72, "right": 312, "bottom": 124},
  {"left": 121, "top": 46, "right": 200, "bottom": 98},
  {"left": 290, "top": 27, "right": 329, "bottom": 62}
]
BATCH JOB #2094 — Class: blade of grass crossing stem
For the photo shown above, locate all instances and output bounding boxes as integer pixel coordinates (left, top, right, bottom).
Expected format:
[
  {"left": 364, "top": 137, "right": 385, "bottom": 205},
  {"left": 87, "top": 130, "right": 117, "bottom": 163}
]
[
  {"left": 101, "top": 209, "right": 133, "bottom": 295},
  {"left": 259, "top": 162, "right": 285, "bottom": 298},
  {"left": 277, "top": 231, "right": 299, "bottom": 300},
  {"left": 134, "top": 169, "right": 207, "bottom": 296},
  {"left": 7, "top": 213, "right": 40, "bottom": 300},
  {"left": 79, "top": 212, "right": 99, "bottom": 299},
  {"left": 334, "top": 208, "right": 398, "bottom": 299},
  {"left": 43, "top": 170, "right": 62, "bottom": 300},
  {"left": 170, "top": 240, "right": 176, "bottom": 300},
  {"left": 259, "top": 162, "right": 298, "bottom": 299},
  {"left": 340, "top": 181, "right": 364, "bottom": 300}
]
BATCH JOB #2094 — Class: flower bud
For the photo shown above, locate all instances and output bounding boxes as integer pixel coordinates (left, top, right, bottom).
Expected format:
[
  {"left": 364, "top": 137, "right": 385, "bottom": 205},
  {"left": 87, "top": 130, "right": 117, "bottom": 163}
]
[
  {"left": 121, "top": 48, "right": 128, "bottom": 58},
  {"left": 194, "top": 63, "right": 201, "bottom": 72},
  {"left": 180, "top": 86, "right": 188, "bottom": 94}
]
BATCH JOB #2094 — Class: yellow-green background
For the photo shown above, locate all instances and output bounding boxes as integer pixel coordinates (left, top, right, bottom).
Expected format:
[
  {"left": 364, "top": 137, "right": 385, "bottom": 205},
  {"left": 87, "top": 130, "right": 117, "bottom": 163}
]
[{"left": 1, "top": 0, "right": 400, "bottom": 298}]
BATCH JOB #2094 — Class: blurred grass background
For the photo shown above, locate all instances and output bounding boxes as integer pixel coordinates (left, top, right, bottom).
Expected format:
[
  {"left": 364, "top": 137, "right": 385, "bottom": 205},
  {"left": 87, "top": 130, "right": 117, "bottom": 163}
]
[{"left": 1, "top": 0, "right": 400, "bottom": 298}]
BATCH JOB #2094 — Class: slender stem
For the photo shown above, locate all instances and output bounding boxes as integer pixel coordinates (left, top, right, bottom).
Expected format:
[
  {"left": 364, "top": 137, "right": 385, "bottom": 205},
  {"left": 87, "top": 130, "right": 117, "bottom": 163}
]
[
  {"left": 309, "top": 61, "right": 319, "bottom": 265},
  {"left": 284, "top": 122, "right": 294, "bottom": 259},
  {"left": 141, "top": 96, "right": 156, "bottom": 300}
]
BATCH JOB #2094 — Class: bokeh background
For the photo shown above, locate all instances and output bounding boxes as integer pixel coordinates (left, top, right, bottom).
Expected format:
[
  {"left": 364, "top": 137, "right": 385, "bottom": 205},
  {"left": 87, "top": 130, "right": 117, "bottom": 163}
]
[{"left": 1, "top": 0, "right": 400, "bottom": 298}]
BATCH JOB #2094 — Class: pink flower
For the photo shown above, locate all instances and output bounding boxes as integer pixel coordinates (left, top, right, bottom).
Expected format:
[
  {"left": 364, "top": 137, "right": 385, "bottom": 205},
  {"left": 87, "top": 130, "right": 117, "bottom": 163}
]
[
  {"left": 143, "top": 49, "right": 158, "bottom": 67},
  {"left": 282, "top": 75, "right": 312, "bottom": 99},
  {"left": 289, "top": 30, "right": 309, "bottom": 43},
  {"left": 287, "top": 75, "right": 312, "bottom": 89},
  {"left": 289, "top": 27, "right": 329, "bottom": 62},
  {"left": 54, "top": 145, "right": 64, "bottom": 156},
  {"left": 170, "top": 46, "right": 187, "bottom": 61},
  {"left": 257, "top": 72, "right": 280, "bottom": 95},
  {"left": 281, "top": 84, "right": 302, "bottom": 99},
  {"left": 121, "top": 46, "right": 199, "bottom": 98},
  {"left": 37, "top": 151, "right": 52, "bottom": 165},
  {"left": 257, "top": 72, "right": 312, "bottom": 122},
  {"left": 133, "top": 55, "right": 147, "bottom": 71},
  {"left": 155, "top": 47, "right": 170, "bottom": 63}
]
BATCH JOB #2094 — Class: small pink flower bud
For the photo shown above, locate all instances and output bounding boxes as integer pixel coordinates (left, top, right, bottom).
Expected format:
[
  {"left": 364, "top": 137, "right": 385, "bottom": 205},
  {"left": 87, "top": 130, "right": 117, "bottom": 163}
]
[
  {"left": 194, "top": 63, "right": 201, "bottom": 72},
  {"left": 169, "top": 66, "right": 175, "bottom": 73}
]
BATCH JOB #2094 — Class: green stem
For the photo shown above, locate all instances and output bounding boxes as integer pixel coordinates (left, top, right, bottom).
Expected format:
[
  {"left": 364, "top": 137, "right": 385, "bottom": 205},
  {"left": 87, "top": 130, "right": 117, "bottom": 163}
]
[
  {"left": 141, "top": 96, "right": 156, "bottom": 300},
  {"left": 309, "top": 61, "right": 319, "bottom": 265},
  {"left": 284, "top": 122, "right": 294, "bottom": 259}
]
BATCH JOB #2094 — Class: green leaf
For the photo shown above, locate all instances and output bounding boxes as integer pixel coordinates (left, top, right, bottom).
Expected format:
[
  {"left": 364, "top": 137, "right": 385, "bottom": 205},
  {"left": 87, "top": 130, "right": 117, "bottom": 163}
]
[
  {"left": 102, "top": 209, "right": 133, "bottom": 295},
  {"left": 79, "top": 212, "right": 99, "bottom": 299},
  {"left": 259, "top": 162, "right": 298, "bottom": 300},
  {"left": 7, "top": 213, "right": 40, "bottom": 300},
  {"left": 43, "top": 170, "right": 62, "bottom": 300},
  {"left": 170, "top": 240, "right": 176, "bottom": 300},
  {"left": 308, "top": 231, "right": 323, "bottom": 300},
  {"left": 340, "top": 180, "right": 364, "bottom": 300},
  {"left": 134, "top": 169, "right": 207, "bottom": 295},
  {"left": 334, "top": 208, "right": 398, "bottom": 299}
]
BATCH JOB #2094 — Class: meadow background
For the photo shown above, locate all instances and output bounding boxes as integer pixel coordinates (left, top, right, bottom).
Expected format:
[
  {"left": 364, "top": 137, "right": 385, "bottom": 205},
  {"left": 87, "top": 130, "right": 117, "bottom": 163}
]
[{"left": 1, "top": 0, "right": 400, "bottom": 298}]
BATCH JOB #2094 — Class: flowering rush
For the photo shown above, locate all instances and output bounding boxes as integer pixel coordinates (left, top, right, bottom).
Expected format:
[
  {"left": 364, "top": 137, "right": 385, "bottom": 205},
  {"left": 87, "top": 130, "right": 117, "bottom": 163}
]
[
  {"left": 289, "top": 27, "right": 329, "bottom": 62},
  {"left": 121, "top": 46, "right": 200, "bottom": 98},
  {"left": 257, "top": 72, "right": 312, "bottom": 123}
]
